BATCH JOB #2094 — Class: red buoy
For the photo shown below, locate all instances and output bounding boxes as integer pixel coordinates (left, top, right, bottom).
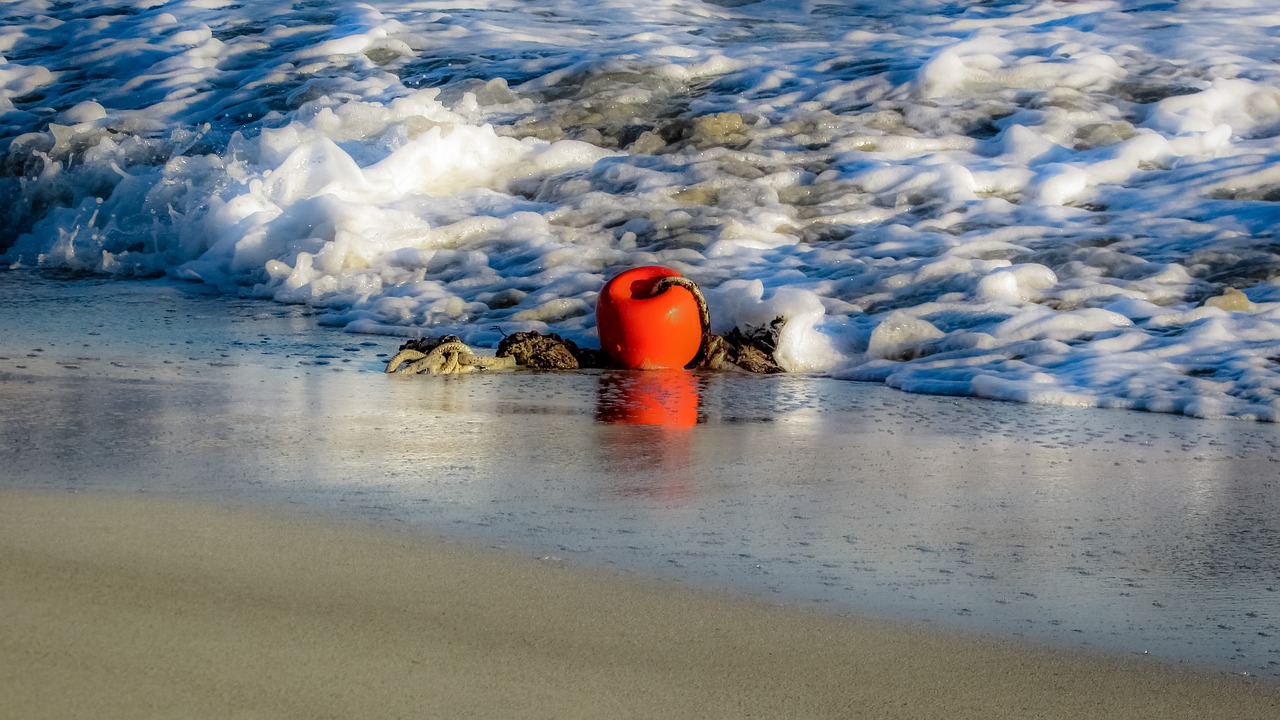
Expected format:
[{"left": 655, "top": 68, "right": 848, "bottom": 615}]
[{"left": 596, "top": 266, "right": 704, "bottom": 370}]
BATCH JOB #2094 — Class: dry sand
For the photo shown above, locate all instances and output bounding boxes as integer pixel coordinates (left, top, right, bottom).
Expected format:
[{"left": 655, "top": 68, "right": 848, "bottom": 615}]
[{"left": 3, "top": 490, "right": 1277, "bottom": 720}]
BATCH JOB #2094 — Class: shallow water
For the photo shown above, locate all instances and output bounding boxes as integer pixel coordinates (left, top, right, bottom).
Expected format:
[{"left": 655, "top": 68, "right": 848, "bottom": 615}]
[
  {"left": 4, "top": 1, "right": 1280, "bottom": 418},
  {"left": 2, "top": 274, "right": 1278, "bottom": 679}
]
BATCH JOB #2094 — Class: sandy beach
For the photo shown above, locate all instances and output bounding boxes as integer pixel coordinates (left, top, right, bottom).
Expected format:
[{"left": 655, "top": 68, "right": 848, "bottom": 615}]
[
  {"left": 3, "top": 276, "right": 1280, "bottom": 717},
  {"left": 4, "top": 489, "right": 1279, "bottom": 720}
]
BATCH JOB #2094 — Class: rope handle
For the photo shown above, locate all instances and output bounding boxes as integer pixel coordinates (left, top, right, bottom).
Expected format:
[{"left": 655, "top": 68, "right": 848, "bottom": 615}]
[{"left": 651, "top": 275, "right": 712, "bottom": 368}]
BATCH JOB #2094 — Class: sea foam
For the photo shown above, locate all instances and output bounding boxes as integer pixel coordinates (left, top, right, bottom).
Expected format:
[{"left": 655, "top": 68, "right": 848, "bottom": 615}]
[{"left": 4, "top": 0, "right": 1280, "bottom": 419}]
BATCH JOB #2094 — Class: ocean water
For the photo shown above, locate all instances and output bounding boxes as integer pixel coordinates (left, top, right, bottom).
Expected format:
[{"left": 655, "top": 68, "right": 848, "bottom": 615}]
[{"left": 4, "top": 0, "right": 1280, "bottom": 419}]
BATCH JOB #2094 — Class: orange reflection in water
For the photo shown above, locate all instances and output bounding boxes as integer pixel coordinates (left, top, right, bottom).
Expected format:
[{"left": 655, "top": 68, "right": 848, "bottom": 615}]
[
  {"left": 595, "top": 370, "right": 701, "bottom": 501},
  {"left": 594, "top": 370, "right": 700, "bottom": 427}
]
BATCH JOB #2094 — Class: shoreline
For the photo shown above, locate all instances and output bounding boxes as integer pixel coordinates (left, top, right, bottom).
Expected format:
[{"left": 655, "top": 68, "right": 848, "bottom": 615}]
[
  {"left": 4, "top": 489, "right": 1279, "bottom": 719},
  {"left": 3, "top": 274, "right": 1280, "bottom": 680}
]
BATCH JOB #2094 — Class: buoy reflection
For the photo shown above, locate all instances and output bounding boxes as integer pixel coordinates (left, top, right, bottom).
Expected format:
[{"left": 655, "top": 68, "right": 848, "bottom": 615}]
[
  {"left": 595, "top": 370, "right": 700, "bottom": 500},
  {"left": 594, "top": 370, "right": 700, "bottom": 427}
]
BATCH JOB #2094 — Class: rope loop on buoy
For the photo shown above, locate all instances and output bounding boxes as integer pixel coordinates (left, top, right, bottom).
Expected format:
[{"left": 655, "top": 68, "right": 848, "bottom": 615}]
[{"left": 650, "top": 275, "right": 713, "bottom": 368}]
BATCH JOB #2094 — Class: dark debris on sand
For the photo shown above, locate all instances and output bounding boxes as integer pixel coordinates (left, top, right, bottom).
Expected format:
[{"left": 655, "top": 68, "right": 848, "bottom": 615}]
[
  {"left": 496, "top": 331, "right": 605, "bottom": 370},
  {"left": 391, "top": 318, "right": 785, "bottom": 374}
]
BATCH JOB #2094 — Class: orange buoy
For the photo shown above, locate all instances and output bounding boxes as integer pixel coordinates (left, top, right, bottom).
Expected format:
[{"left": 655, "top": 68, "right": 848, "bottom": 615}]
[{"left": 596, "top": 266, "right": 705, "bottom": 370}]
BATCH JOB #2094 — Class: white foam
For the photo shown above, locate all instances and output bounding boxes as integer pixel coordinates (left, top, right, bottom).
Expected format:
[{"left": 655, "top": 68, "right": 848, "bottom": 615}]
[{"left": 5, "top": 0, "right": 1280, "bottom": 419}]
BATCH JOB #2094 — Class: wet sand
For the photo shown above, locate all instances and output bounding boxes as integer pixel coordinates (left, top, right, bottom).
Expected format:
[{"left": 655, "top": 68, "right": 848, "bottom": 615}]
[
  {"left": 4, "top": 489, "right": 1279, "bottom": 720},
  {"left": 3, "top": 273, "right": 1280, "bottom": 714}
]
